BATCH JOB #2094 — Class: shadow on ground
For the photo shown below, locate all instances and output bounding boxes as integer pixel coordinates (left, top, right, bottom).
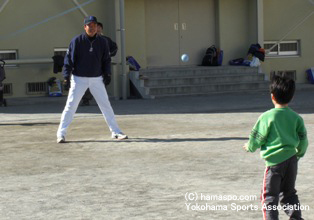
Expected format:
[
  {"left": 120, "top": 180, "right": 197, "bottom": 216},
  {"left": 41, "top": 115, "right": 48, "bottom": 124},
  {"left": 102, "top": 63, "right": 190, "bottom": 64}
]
[{"left": 66, "top": 137, "right": 249, "bottom": 144}]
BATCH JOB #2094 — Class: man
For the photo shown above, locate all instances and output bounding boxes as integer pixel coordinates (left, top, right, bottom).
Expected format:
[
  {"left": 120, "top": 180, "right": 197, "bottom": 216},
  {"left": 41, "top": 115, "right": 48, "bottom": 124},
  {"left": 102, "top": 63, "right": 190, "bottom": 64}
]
[
  {"left": 56, "top": 16, "right": 127, "bottom": 143},
  {"left": 97, "top": 22, "right": 118, "bottom": 57},
  {"left": 80, "top": 21, "right": 118, "bottom": 106}
]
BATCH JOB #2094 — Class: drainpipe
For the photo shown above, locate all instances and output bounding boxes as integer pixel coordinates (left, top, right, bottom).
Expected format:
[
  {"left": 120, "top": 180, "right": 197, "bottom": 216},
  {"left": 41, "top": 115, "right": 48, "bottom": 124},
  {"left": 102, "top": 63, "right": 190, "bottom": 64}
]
[
  {"left": 0, "top": 0, "right": 10, "bottom": 14},
  {"left": 119, "top": 0, "right": 127, "bottom": 100},
  {"left": 257, "top": 0, "right": 264, "bottom": 74},
  {"left": 256, "top": 0, "right": 264, "bottom": 46},
  {"left": 72, "top": 0, "right": 88, "bottom": 17}
]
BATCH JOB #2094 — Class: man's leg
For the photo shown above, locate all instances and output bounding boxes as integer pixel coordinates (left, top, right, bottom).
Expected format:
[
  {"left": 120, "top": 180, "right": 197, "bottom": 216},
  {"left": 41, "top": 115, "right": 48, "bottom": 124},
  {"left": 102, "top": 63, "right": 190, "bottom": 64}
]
[
  {"left": 280, "top": 156, "right": 303, "bottom": 220},
  {"left": 89, "top": 76, "right": 122, "bottom": 134},
  {"left": 56, "top": 75, "right": 88, "bottom": 139}
]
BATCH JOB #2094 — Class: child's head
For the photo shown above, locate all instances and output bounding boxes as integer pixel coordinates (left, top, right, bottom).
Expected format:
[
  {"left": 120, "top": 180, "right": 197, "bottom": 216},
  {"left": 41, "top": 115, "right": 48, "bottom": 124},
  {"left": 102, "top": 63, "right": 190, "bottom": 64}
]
[{"left": 270, "top": 74, "right": 295, "bottom": 105}]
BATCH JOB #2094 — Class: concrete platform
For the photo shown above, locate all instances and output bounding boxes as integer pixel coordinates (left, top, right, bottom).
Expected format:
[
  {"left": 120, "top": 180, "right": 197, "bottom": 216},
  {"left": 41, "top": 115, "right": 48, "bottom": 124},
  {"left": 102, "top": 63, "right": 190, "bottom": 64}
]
[
  {"left": 0, "top": 87, "right": 313, "bottom": 219},
  {"left": 129, "top": 66, "right": 268, "bottom": 99}
]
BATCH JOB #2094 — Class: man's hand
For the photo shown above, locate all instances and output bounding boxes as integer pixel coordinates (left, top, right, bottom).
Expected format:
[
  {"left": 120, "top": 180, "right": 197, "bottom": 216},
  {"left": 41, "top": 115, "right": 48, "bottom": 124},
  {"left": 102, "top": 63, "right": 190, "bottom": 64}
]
[
  {"left": 103, "top": 74, "right": 111, "bottom": 86},
  {"left": 63, "top": 77, "right": 70, "bottom": 91}
]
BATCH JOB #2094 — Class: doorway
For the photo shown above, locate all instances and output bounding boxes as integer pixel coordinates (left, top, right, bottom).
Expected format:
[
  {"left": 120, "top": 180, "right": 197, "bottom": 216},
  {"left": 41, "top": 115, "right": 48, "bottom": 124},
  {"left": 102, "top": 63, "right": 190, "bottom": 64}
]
[{"left": 145, "top": 0, "right": 216, "bottom": 67}]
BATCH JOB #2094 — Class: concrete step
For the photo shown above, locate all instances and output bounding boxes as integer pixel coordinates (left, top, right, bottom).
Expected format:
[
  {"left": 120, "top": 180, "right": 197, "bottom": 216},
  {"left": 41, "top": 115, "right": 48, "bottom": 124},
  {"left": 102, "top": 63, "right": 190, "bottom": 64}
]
[
  {"left": 139, "top": 66, "right": 258, "bottom": 78},
  {"left": 143, "top": 74, "right": 264, "bottom": 87},
  {"left": 148, "top": 81, "right": 269, "bottom": 96},
  {"left": 129, "top": 66, "right": 268, "bottom": 99}
]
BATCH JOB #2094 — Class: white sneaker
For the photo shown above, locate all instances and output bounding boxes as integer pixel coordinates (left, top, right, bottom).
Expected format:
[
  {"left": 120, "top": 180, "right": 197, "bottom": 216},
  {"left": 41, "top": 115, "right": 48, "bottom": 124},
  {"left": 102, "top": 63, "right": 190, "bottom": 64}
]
[
  {"left": 57, "top": 136, "right": 66, "bottom": 143},
  {"left": 111, "top": 132, "right": 128, "bottom": 140}
]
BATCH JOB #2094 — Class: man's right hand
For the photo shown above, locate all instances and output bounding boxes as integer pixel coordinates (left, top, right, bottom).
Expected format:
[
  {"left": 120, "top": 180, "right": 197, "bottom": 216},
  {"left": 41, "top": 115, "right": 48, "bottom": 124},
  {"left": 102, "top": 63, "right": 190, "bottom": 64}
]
[{"left": 63, "top": 77, "right": 70, "bottom": 91}]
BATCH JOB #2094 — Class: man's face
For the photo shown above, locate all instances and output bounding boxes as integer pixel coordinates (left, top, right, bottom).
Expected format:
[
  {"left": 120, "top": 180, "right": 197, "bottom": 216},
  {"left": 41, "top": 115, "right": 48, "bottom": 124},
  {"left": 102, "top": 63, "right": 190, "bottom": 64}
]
[
  {"left": 97, "top": 25, "right": 103, "bottom": 34},
  {"left": 84, "top": 22, "right": 97, "bottom": 37}
]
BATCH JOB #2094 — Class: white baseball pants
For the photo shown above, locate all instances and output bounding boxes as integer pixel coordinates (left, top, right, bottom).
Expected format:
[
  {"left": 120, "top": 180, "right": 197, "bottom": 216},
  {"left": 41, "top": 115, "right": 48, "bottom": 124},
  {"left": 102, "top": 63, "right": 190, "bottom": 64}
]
[{"left": 57, "top": 75, "right": 122, "bottom": 138}]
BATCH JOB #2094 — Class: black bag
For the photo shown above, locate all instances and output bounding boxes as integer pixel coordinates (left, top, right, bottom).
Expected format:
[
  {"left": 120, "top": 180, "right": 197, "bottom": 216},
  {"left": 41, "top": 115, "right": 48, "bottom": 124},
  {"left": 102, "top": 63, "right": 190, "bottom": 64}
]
[
  {"left": 247, "top": 43, "right": 261, "bottom": 55},
  {"left": 52, "top": 55, "right": 64, "bottom": 73},
  {"left": 0, "top": 59, "right": 6, "bottom": 106},
  {"left": 248, "top": 43, "right": 265, "bottom": 62},
  {"left": 202, "top": 45, "right": 218, "bottom": 66},
  {"left": 0, "top": 59, "right": 6, "bottom": 84},
  {"left": 229, "top": 58, "right": 244, "bottom": 66},
  {"left": 126, "top": 56, "right": 141, "bottom": 71}
]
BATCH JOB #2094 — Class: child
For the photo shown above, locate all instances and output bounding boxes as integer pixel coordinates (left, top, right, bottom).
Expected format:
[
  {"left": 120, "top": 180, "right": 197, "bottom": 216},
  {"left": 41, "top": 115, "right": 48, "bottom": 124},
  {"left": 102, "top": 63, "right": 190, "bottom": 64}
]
[{"left": 243, "top": 75, "right": 308, "bottom": 220}]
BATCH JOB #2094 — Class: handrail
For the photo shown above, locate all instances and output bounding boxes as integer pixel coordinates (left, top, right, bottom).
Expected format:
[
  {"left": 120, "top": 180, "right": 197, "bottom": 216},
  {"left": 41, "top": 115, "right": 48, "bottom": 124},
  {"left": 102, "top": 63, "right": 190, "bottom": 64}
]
[
  {"left": 72, "top": 0, "right": 88, "bottom": 17},
  {"left": 0, "top": 0, "right": 10, "bottom": 14},
  {"left": 266, "top": 11, "right": 314, "bottom": 54}
]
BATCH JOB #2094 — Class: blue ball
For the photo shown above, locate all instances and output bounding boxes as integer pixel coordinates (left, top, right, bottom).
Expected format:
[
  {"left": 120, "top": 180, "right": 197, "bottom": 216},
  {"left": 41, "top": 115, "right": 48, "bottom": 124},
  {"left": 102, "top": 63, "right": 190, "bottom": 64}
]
[{"left": 181, "top": 54, "right": 189, "bottom": 62}]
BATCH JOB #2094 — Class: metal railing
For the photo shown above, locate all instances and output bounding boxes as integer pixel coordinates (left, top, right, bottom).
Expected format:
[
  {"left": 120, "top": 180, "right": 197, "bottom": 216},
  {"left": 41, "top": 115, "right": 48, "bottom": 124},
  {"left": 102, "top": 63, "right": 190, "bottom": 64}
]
[{"left": 266, "top": 9, "right": 314, "bottom": 54}]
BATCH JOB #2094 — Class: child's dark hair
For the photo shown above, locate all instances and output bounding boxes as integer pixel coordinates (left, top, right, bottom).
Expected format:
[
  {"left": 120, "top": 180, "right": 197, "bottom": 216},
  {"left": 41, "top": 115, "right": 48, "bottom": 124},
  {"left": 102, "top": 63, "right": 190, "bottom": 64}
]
[{"left": 270, "top": 74, "right": 295, "bottom": 104}]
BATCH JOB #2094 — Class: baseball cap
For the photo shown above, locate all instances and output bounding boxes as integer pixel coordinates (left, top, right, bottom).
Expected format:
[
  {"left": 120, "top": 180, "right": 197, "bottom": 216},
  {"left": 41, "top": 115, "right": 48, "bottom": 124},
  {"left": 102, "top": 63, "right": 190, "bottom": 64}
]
[{"left": 84, "top": 16, "right": 97, "bottom": 25}]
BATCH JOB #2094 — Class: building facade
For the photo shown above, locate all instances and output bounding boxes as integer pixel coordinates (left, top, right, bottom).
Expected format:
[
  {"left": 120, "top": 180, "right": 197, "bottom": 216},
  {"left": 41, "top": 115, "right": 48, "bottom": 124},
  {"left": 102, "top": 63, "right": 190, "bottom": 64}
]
[{"left": 0, "top": 0, "right": 313, "bottom": 98}]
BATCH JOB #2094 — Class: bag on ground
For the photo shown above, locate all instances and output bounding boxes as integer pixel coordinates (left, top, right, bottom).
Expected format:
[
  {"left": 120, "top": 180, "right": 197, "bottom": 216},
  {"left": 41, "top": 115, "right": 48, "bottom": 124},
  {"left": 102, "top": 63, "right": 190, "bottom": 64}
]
[
  {"left": 126, "top": 56, "right": 141, "bottom": 71},
  {"left": 0, "top": 60, "right": 6, "bottom": 89},
  {"left": 202, "top": 45, "right": 223, "bottom": 66},
  {"left": 306, "top": 68, "right": 314, "bottom": 84}
]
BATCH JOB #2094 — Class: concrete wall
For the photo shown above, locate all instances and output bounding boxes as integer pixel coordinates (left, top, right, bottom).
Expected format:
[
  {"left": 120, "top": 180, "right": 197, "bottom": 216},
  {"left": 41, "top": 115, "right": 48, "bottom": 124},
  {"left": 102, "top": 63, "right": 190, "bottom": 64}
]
[
  {"left": 263, "top": 0, "right": 314, "bottom": 83},
  {"left": 217, "top": 0, "right": 251, "bottom": 65},
  {"left": 126, "top": 0, "right": 253, "bottom": 67},
  {"left": 125, "top": 0, "right": 147, "bottom": 68}
]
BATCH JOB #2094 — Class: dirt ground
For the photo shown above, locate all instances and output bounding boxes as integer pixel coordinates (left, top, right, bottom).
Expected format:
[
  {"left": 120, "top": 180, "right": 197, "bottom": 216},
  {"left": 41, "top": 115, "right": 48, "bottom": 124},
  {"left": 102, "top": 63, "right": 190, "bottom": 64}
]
[{"left": 0, "top": 90, "right": 313, "bottom": 220}]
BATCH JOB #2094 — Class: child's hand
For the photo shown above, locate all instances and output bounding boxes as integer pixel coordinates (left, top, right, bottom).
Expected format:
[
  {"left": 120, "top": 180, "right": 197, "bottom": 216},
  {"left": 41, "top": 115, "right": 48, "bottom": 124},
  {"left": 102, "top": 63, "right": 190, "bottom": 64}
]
[{"left": 243, "top": 143, "right": 249, "bottom": 152}]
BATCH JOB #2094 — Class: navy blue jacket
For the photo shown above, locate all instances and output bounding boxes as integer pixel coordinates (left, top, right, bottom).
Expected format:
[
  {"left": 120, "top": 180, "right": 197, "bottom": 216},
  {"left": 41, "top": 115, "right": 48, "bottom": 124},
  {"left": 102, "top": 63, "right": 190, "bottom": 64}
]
[{"left": 63, "top": 33, "right": 111, "bottom": 78}]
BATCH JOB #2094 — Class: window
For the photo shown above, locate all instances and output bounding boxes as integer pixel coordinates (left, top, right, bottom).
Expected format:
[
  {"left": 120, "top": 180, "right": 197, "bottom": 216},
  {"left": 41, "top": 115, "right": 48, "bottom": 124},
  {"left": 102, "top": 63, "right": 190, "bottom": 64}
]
[
  {"left": 0, "top": 50, "right": 18, "bottom": 67},
  {"left": 270, "top": 70, "right": 296, "bottom": 81},
  {"left": 54, "top": 48, "right": 67, "bottom": 57},
  {"left": 26, "top": 82, "right": 48, "bottom": 95},
  {"left": 264, "top": 41, "right": 299, "bottom": 57},
  {"left": 3, "top": 83, "right": 13, "bottom": 95}
]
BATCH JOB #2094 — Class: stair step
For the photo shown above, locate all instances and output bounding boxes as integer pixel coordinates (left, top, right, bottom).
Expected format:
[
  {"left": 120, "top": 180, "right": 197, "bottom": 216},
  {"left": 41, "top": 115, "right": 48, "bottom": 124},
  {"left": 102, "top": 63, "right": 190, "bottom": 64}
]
[
  {"left": 140, "top": 66, "right": 258, "bottom": 78},
  {"left": 148, "top": 81, "right": 269, "bottom": 96},
  {"left": 153, "top": 88, "right": 268, "bottom": 98},
  {"left": 129, "top": 66, "right": 268, "bottom": 99},
  {"left": 144, "top": 74, "right": 264, "bottom": 87}
]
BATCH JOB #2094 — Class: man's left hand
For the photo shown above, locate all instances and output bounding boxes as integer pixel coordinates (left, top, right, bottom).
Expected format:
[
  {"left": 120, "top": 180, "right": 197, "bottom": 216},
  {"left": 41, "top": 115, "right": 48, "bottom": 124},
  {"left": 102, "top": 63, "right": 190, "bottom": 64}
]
[{"left": 103, "top": 74, "right": 111, "bottom": 86}]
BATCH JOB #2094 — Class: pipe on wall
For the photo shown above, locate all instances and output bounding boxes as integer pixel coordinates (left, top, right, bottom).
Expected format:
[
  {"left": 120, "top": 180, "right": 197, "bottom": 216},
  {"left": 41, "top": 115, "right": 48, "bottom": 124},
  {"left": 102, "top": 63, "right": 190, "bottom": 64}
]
[
  {"left": 0, "top": 0, "right": 10, "bottom": 14},
  {"left": 119, "top": 0, "right": 127, "bottom": 100}
]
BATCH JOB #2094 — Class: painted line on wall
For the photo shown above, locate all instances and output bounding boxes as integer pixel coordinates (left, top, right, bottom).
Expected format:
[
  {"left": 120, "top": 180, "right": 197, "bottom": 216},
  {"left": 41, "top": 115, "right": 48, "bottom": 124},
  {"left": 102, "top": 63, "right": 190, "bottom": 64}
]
[{"left": 0, "top": 0, "right": 96, "bottom": 41}]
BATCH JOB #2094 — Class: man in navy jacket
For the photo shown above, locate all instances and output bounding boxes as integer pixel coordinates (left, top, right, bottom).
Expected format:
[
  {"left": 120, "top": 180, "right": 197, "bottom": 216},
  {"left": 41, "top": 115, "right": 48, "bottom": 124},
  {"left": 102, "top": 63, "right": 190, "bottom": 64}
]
[
  {"left": 80, "top": 21, "right": 118, "bottom": 106},
  {"left": 56, "top": 16, "right": 127, "bottom": 143}
]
